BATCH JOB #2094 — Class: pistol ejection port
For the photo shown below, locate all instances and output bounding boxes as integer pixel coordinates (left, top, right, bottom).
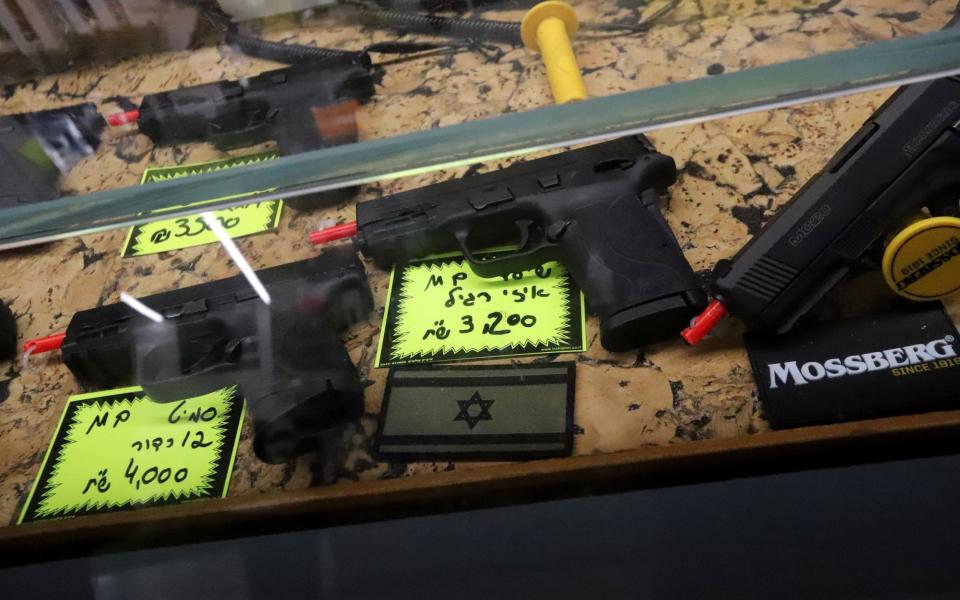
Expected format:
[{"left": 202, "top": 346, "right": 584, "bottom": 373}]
[
  {"left": 521, "top": 1, "right": 587, "bottom": 105},
  {"left": 882, "top": 216, "right": 960, "bottom": 301}
]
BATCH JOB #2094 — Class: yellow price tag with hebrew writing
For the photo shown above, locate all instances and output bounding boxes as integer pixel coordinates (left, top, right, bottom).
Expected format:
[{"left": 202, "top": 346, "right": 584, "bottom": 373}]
[
  {"left": 120, "top": 153, "right": 283, "bottom": 257},
  {"left": 18, "top": 386, "right": 245, "bottom": 523},
  {"left": 375, "top": 253, "right": 586, "bottom": 367}
]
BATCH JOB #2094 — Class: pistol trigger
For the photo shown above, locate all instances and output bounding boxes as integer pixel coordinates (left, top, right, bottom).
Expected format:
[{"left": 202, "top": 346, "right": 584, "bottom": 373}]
[
  {"left": 451, "top": 226, "right": 481, "bottom": 264},
  {"left": 224, "top": 337, "right": 245, "bottom": 363},
  {"left": 514, "top": 219, "right": 535, "bottom": 250}
]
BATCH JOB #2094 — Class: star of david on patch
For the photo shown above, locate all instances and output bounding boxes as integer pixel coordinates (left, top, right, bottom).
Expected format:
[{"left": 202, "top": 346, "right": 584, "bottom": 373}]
[{"left": 454, "top": 391, "right": 494, "bottom": 430}]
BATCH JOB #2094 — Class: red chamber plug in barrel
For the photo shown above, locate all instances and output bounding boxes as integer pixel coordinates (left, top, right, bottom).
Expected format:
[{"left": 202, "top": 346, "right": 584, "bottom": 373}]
[
  {"left": 310, "top": 222, "right": 358, "bottom": 246},
  {"left": 23, "top": 332, "right": 65, "bottom": 354},
  {"left": 681, "top": 300, "right": 727, "bottom": 345},
  {"left": 106, "top": 110, "right": 140, "bottom": 127}
]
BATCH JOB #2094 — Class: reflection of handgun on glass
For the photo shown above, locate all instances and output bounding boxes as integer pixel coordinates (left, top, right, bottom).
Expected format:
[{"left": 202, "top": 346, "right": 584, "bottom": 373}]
[
  {"left": 24, "top": 247, "right": 374, "bottom": 463},
  {"left": 0, "top": 103, "right": 105, "bottom": 208},
  {"left": 314, "top": 136, "right": 708, "bottom": 351},
  {"left": 684, "top": 77, "right": 960, "bottom": 344},
  {"left": 106, "top": 62, "right": 377, "bottom": 209}
]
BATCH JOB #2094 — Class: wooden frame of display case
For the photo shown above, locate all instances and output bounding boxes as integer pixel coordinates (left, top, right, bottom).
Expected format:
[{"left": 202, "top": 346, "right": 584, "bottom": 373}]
[{"left": 3, "top": 409, "right": 960, "bottom": 565}]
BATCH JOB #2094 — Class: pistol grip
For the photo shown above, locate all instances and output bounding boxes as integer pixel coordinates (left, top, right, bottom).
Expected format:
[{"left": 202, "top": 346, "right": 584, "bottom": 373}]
[
  {"left": 252, "top": 333, "right": 363, "bottom": 464},
  {"left": 557, "top": 190, "right": 707, "bottom": 351}
]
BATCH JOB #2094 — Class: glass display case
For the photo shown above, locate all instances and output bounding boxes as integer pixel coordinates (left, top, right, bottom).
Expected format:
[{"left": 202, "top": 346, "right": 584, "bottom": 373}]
[
  {"left": 2, "top": 0, "right": 960, "bottom": 244},
  {"left": 0, "top": 0, "right": 958, "bottom": 562}
]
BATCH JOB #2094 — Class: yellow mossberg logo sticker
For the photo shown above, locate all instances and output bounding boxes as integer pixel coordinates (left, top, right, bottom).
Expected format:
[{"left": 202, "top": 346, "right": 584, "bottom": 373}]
[
  {"left": 120, "top": 152, "right": 283, "bottom": 257},
  {"left": 883, "top": 216, "right": 960, "bottom": 301}
]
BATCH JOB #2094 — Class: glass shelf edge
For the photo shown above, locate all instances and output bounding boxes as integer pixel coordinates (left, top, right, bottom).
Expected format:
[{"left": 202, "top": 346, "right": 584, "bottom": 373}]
[{"left": 2, "top": 27, "right": 960, "bottom": 248}]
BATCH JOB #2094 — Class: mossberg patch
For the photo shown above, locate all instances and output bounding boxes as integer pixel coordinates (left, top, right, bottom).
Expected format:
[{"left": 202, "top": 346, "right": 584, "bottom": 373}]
[
  {"left": 745, "top": 304, "right": 960, "bottom": 429},
  {"left": 374, "top": 363, "right": 575, "bottom": 461}
]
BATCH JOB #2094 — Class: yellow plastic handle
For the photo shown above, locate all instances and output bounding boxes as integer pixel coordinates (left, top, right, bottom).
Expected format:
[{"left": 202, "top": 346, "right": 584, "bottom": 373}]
[{"left": 521, "top": 1, "right": 587, "bottom": 105}]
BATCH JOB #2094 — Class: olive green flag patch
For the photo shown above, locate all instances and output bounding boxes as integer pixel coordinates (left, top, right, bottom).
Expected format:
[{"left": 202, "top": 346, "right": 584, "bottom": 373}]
[{"left": 374, "top": 362, "right": 575, "bottom": 461}]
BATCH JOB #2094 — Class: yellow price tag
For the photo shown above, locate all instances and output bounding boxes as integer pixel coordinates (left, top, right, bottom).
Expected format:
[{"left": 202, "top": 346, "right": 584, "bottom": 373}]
[
  {"left": 121, "top": 153, "right": 283, "bottom": 257},
  {"left": 375, "top": 253, "right": 587, "bottom": 367},
  {"left": 19, "top": 386, "right": 245, "bottom": 523}
]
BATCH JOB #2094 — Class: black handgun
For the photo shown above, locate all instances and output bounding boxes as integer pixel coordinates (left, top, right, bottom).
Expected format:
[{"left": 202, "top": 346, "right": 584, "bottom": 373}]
[
  {"left": 131, "top": 62, "right": 373, "bottom": 154},
  {"left": 687, "top": 77, "right": 960, "bottom": 343},
  {"left": 0, "top": 103, "right": 105, "bottom": 208},
  {"left": 60, "top": 247, "right": 374, "bottom": 463},
  {"left": 330, "top": 136, "right": 707, "bottom": 351},
  {"left": 0, "top": 301, "right": 14, "bottom": 362},
  {"left": 118, "top": 62, "right": 376, "bottom": 209}
]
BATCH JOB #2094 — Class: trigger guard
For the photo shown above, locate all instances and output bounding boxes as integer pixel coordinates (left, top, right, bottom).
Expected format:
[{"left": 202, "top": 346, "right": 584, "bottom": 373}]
[
  {"left": 451, "top": 220, "right": 560, "bottom": 278},
  {"left": 453, "top": 219, "right": 538, "bottom": 267}
]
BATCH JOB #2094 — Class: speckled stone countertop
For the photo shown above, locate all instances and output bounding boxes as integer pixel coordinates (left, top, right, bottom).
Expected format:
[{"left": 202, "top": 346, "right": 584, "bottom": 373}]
[{"left": 0, "top": 0, "right": 957, "bottom": 525}]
